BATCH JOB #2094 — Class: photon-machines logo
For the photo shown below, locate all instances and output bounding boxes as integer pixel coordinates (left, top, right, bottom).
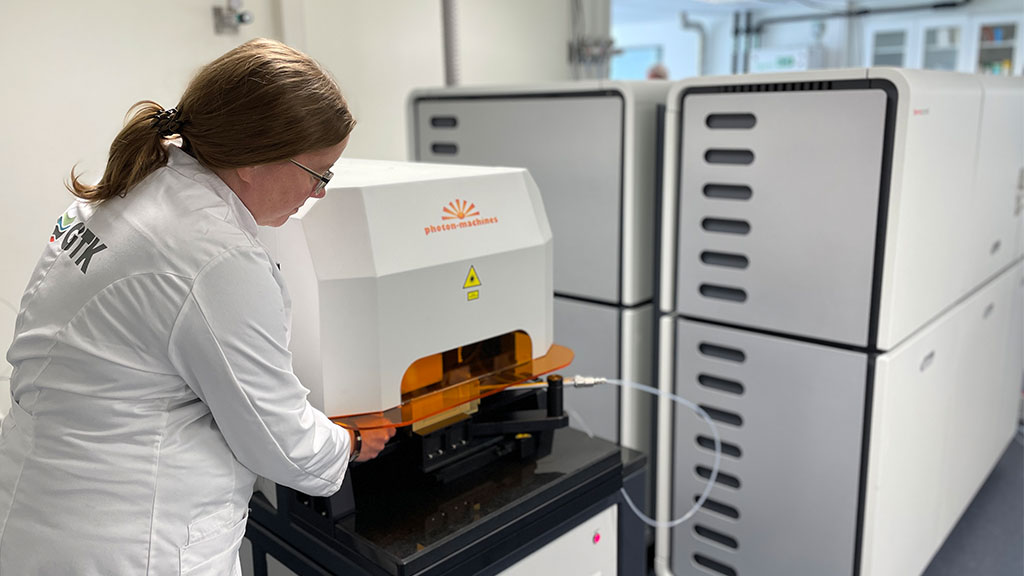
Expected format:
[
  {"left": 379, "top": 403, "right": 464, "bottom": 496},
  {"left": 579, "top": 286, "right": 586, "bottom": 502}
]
[
  {"left": 424, "top": 199, "right": 498, "bottom": 236},
  {"left": 50, "top": 211, "right": 107, "bottom": 274}
]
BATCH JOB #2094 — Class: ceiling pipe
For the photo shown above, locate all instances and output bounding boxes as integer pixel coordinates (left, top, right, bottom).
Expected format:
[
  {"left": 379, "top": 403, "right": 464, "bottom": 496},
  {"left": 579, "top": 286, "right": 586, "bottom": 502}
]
[
  {"left": 752, "top": 0, "right": 972, "bottom": 34},
  {"left": 681, "top": 12, "right": 707, "bottom": 76},
  {"left": 744, "top": 10, "right": 753, "bottom": 73},
  {"left": 732, "top": 11, "right": 741, "bottom": 74}
]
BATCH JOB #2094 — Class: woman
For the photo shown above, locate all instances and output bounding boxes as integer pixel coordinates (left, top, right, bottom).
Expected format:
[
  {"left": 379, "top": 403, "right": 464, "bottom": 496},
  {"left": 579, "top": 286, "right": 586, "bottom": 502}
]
[{"left": 0, "top": 38, "right": 393, "bottom": 574}]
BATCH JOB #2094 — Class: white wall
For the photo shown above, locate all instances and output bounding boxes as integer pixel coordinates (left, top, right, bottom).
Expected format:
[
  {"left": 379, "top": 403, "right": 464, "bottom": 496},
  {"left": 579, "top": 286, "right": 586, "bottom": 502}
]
[
  {"left": 0, "top": 1, "right": 285, "bottom": 418},
  {"left": 293, "top": 1, "right": 443, "bottom": 163},
  {"left": 297, "top": 0, "right": 607, "bottom": 162},
  {"left": 457, "top": 0, "right": 578, "bottom": 84},
  {"left": 0, "top": 0, "right": 613, "bottom": 418},
  {"left": 612, "top": 13, "right": 737, "bottom": 78}
]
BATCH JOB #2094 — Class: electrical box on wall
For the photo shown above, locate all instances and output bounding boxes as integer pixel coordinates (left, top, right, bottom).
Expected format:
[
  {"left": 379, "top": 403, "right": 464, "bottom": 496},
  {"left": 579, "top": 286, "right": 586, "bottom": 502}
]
[{"left": 750, "top": 45, "right": 826, "bottom": 73}]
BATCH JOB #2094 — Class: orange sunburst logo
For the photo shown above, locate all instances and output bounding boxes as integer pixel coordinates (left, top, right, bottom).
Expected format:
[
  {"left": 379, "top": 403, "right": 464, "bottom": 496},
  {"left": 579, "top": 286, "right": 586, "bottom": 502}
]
[{"left": 442, "top": 199, "right": 479, "bottom": 221}]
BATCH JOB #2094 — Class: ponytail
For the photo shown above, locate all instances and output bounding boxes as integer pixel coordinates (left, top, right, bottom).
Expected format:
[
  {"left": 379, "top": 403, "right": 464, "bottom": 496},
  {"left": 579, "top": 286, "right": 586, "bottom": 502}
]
[
  {"left": 67, "top": 39, "right": 354, "bottom": 203},
  {"left": 67, "top": 101, "right": 180, "bottom": 203}
]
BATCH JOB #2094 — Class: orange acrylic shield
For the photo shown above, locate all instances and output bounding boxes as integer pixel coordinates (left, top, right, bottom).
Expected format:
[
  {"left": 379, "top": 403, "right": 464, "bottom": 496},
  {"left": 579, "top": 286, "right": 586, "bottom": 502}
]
[{"left": 331, "top": 331, "right": 573, "bottom": 431}]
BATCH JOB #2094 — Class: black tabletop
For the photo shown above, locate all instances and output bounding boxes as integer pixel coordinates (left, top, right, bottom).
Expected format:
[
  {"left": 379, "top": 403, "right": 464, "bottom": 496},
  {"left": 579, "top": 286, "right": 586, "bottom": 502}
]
[{"left": 337, "top": 427, "right": 625, "bottom": 568}]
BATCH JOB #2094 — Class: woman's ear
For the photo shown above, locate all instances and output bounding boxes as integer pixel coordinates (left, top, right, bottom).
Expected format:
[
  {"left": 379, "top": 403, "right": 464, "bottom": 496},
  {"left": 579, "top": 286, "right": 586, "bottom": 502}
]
[{"left": 236, "top": 165, "right": 258, "bottom": 185}]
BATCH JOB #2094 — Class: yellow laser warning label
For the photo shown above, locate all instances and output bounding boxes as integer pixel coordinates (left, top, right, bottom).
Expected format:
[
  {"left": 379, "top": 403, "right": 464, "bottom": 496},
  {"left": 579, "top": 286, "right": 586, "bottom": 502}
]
[
  {"left": 467, "top": 290, "right": 480, "bottom": 301},
  {"left": 463, "top": 266, "right": 481, "bottom": 289}
]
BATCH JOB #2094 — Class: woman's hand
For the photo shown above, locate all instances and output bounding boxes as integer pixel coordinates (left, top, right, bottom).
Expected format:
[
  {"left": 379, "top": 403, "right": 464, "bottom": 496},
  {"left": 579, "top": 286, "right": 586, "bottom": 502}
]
[{"left": 349, "top": 425, "right": 396, "bottom": 462}]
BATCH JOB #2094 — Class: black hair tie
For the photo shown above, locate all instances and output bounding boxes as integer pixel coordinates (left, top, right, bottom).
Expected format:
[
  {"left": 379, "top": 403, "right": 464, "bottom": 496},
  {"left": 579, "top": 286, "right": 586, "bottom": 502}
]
[{"left": 150, "top": 107, "right": 184, "bottom": 137}]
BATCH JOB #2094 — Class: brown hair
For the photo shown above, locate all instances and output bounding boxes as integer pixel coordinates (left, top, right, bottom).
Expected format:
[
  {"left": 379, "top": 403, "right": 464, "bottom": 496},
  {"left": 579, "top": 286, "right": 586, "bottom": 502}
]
[{"left": 68, "top": 38, "right": 356, "bottom": 202}]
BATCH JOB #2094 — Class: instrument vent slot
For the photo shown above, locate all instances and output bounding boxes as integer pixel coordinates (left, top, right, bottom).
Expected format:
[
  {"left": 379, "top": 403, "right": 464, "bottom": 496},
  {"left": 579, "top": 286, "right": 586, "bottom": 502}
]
[
  {"left": 702, "top": 218, "right": 750, "bottom": 235},
  {"left": 704, "top": 184, "right": 752, "bottom": 201},
  {"left": 695, "top": 495, "right": 740, "bottom": 519},
  {"left": 701, "top": 251, "right": 749, "bottom": 269},
  {"left": 431, "top": 143, "right": 458, "bottom": 155},
  {"left": 694, "top": 554, "right": 738, "bottom": 576},
  {"left": 706, "top": 113, "right": 756, "bottom": 129},
  {"left": 699, "top": 343, "right": 746, "bottom": 363},
  {"left": 705, "top": 149, "right": 754, "bottom": 165},
  {"left": 430, "top": 116, "right": 458, "bottom": 128},
  {"left": 695, "top": 525, "right": 739, "bottom": 549},
  {"left": 697, "top": 466, "right": 742, "bottom": 489},
  {"left": 697, "top": 435, "right": 742, "bottom": 458},
  {"left": 699, "top": 405, "right": 743, "bottom": 427},
  {"left": 722, "top": 80, "right": 834, "bottom": 93},
  {"left": 700, "top": 284, "right": 748, "bottom": 303},
  {"left": 698, "top": 374, "right": 745, "bottom": 396}
]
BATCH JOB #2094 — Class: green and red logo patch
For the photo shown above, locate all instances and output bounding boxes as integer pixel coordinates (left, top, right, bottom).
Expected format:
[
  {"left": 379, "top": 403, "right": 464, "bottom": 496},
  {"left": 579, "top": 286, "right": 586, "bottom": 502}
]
[
  {"left": 49, "top": 212, "right": 76, "bottom": 242},
  {"left": 50, "top": 211, "right": 106, "bottom": 274}
]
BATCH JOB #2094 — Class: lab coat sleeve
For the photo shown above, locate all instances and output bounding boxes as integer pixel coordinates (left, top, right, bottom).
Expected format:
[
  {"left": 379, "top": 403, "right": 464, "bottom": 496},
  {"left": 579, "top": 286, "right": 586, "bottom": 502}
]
[{"left": 167, "top": 246, "right": 350, "bottom": 496}]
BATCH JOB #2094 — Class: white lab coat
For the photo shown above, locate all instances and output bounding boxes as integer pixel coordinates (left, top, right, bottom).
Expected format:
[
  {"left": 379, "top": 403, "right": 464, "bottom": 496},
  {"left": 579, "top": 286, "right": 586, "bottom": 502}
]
[{"left": 0, "top": 146, "right": 351, "bottom": 574}]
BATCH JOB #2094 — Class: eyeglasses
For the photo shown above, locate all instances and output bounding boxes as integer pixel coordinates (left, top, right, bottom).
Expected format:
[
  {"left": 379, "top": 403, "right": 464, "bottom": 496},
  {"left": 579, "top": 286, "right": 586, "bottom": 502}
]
[{"left": 289, "top": 159, "right": 333, "bottom": 196}]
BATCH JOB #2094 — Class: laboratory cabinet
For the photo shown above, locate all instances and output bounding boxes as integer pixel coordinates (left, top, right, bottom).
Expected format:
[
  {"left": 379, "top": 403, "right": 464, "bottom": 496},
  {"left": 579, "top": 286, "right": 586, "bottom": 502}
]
[
  {"left": 667, "top": 262, "right": 1022, "bottom": 576},
  {"left": 657, "top": 68, "right": 1024, "bottom": 576},
  {"left": 919, "top": 16, "right": 970, "bottom": 72},
  {"left": 865, "top": 18, "right": 917, "bottom": 68},
  {"left": 864, "top": 12, "right": 1024, "bottom": 74},
  {"left": 664, "top": 69, "right": 1022, "bottom": 350},
  {"left": 971, "top": 14, "right": 1023, "bottom": 75},
  {"left": 669, "top": 317, "right": 868, "bottom": 576},
  {"left": 865, "top": 15, "right": 970, "bottom": 72}
]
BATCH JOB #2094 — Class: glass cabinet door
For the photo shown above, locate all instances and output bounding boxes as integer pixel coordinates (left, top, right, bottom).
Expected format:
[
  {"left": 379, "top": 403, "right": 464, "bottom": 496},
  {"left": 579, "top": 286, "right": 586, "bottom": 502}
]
[
  {"left": 873, "top": 30, "right": 908, "bottom": 66},
  {"left": 923, "top": 26, "right": 961, "bottom": 70},
  {"left": 976, "top": 22, "right": 1017, "bottom": 75}
]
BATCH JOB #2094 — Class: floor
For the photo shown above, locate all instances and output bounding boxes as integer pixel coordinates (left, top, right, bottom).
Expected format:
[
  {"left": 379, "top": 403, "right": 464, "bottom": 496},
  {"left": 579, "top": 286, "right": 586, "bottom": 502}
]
[{"left": 922, "top": 425, "right": 1024, "bottom": 576}]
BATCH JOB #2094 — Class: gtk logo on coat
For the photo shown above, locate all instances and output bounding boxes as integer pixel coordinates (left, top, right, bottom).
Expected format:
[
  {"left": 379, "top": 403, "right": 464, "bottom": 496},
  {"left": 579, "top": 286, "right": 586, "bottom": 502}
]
[
  {"left": 50, "top": 212, "right": 107, "bottom": 273},
  {"left": 424, "top": 199, "right": 499, "bottom": 236}
]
